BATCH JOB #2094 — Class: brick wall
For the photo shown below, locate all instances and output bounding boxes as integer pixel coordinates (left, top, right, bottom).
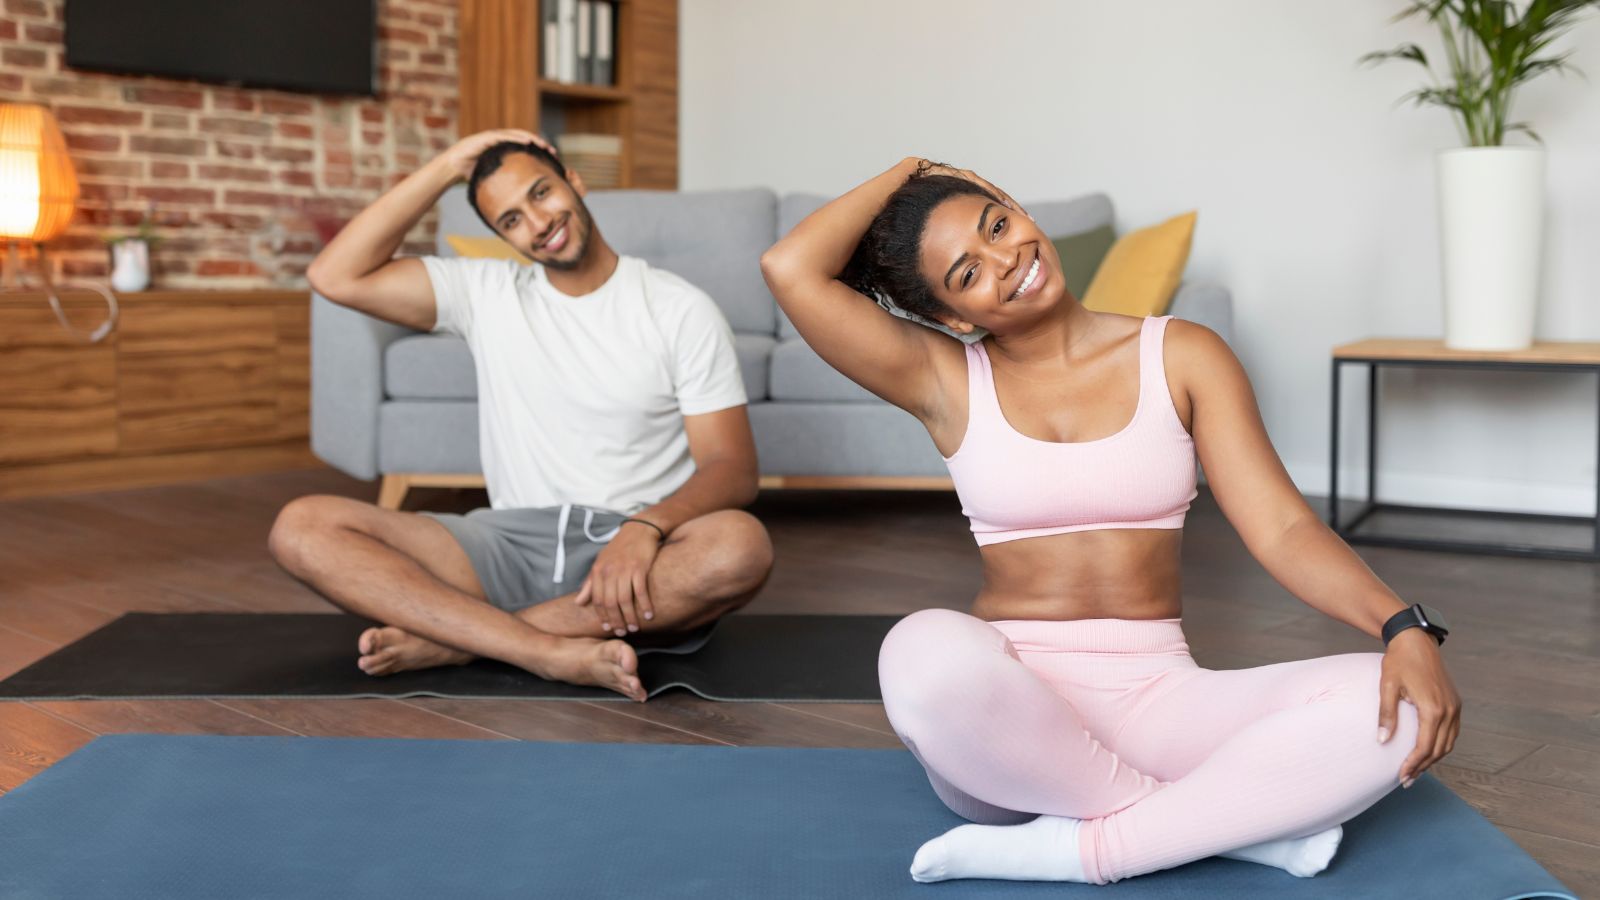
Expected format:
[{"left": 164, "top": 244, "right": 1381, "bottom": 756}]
[{"left": 0, "top": 0, "right": 458, "bottom": 289}]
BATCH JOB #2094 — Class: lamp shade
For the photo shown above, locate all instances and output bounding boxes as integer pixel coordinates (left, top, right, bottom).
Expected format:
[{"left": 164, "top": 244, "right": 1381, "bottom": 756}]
[{"left": 0, "top": 103, "right": 80, "bottom": 242}]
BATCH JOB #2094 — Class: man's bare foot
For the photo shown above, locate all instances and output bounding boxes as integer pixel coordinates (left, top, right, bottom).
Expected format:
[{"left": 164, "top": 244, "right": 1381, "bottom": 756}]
[
  {"left": 539, "top": 637, "right": 646, "bottom": 702},
  {"left": 357, "top": 626, "right": 473, "bottom": 676},
  {"left": 357, "top": 626, "right": 645, "bottom": 701}
]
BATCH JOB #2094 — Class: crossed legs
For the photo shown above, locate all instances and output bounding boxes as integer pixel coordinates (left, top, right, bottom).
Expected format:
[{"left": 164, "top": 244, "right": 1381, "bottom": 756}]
[
  {"left": 879, "top": 609, "right": 1418, "bottom": 883},
  {"left": 268, "top": 495, "right": 772, "bottom": 699}
]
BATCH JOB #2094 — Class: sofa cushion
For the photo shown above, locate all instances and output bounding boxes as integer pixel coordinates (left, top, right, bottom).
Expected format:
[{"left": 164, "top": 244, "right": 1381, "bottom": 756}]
[
  {"left": 733, "top": 333, "right": 776, "bottom": 403},
  {"left": 583, "top": 188, "right": 777, "bottom": 335},
  {"left": 774, "top": 191, "right": 1116, "bottom": 340},
  {"left": 749, "top": 401, "right": 946, "bottom": 477},
  {"left": 1050, "top": 223, "right": 1116, "bottom": 300},
  {"left": 379, "top": 400, "right": 482, "bottom": 474},
  {"left": 435, "top": 184, "right": 780, "bottom": 336},
  {"left": 1168, "top": 282, "right": 1233, "bottom": 344},
  {"left": 385, "top": 334, "right": 476, "bottom": 400},
  {"left": 384, "top": 331, "right": 776, "bottom": 402},
  {"left": 1082, "top": 211, "right": 1196, "bottom": 318},
  {"left": 769, "top": 338, "right": 877, "bottom": 403}
]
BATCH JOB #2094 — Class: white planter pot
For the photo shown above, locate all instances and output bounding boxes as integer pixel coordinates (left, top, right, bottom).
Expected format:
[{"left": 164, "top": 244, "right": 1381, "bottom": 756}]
[
  {"left": 110, "top": 239, "right": 150, "bottom": 293},
  {"left": 1436, "top": 147, "right": 1544, "bottom": 351}
]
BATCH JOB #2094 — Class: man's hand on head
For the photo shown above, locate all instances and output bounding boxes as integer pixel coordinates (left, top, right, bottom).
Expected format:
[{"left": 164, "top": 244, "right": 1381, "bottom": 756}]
[
  {"left": 439, "top": 129, "right": 558, "bottom": 181},
  {"left": 573, "top": 524, "right": 662, "bottom": 638}
]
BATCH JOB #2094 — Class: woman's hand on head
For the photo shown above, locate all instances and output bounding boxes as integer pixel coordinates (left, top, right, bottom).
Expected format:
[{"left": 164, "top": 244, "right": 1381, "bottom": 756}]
[
  {"left": 913, "top": 160, "right": 1026, "bottom": 217},
  {"left": 1378, "top": 629, "right": 1462, "bottom": 787}
]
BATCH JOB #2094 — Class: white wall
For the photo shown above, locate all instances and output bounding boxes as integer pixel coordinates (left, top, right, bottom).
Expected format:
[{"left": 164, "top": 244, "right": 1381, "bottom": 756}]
[{"left": 681, "top": 0, "right": 1600, "bottom": 514}]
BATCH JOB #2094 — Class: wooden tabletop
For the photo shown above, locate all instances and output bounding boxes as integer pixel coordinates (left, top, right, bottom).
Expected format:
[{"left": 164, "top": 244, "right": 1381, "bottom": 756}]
[
  {"left": 1333, "top": 338, "right": 1600, "bottom": 365},
  {"left": 0, "top": 289, "right": 308, "bottom": 310}
]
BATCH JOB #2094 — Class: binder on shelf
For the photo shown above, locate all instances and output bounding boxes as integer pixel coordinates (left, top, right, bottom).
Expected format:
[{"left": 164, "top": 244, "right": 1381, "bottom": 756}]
[
  {"left": 594, "top": 1, "right": 614, "bottom": 86},
  {"left": 557, "top": 0, "right": 578, "bottom": 83},
  {"left": 541, "top": 0, "right": 560, "bottom": 81},
  {"left": 576, "top": 0, "right": 593, "bottom": 84}
]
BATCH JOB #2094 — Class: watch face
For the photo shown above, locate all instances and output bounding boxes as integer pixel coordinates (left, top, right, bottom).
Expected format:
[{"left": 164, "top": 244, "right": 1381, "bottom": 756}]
[{"left": 1416, "top": 604, "right": 1449, "bottom": 634}]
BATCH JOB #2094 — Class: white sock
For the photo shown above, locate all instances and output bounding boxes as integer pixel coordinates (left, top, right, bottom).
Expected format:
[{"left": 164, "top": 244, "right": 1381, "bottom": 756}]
[
  {"left": 909, "top": 819, "right": 1344, "bottom": 884},
  {"left": 1221, "top": 825, "right": 1343, "bottom": 878},
  {"left": 910, "top": 815, "right": 1087, "bottom": 883}
]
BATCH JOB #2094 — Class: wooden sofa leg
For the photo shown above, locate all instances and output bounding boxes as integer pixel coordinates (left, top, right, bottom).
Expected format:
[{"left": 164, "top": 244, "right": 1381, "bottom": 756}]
[{"left": 377, "top": 474, "right": 411, "bottom": 510}]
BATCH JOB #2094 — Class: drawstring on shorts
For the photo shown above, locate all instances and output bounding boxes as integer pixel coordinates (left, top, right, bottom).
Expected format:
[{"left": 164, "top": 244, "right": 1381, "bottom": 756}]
[{"left": 551, "top": 503, "right": 621, "bottom": 585}]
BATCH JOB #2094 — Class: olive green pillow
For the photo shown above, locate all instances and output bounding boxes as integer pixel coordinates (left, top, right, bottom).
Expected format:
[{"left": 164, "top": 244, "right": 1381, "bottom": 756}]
[{"left": 1050, "top": 223, "right": 1117, "bottom": 301}]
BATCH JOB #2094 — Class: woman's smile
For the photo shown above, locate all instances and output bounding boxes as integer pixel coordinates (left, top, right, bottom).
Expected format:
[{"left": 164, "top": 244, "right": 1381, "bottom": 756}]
[{"left": 1007, "top": 246, "right": 1046, "bottom": 302}]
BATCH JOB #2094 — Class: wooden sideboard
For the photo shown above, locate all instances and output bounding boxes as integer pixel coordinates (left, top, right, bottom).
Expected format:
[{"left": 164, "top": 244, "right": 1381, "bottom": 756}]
[{"left": 0, "top": 290, "right": 318, "bottom": 500}]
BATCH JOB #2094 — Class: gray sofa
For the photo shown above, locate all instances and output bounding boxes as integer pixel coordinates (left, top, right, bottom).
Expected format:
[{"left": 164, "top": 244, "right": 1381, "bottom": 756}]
[{"left": 311, "top": 185, "right": 1233, "bottom": 506}]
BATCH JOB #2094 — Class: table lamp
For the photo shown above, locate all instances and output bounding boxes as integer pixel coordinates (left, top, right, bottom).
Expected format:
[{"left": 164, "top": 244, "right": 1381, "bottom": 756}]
[{"left": 0, "top": 101, "right": 117, "bottom": 343}]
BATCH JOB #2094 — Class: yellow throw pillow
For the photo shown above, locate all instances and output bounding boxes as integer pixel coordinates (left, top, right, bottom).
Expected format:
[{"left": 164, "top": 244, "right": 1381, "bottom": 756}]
[
  {"left": 444, "top": 234, "right": 531, "bottom": 264},
  {"left": 1080, "top": 211, "right": 1196, "bottom": 317}
]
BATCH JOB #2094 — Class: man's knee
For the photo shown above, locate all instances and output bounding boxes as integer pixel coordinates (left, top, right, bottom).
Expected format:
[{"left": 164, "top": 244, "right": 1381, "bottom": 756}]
[
  {"left": 674, "top": 509, "right": 773, "bottom": 603},
  {"left": 268, "top": 495, "right": 359, "bottom": 573}
]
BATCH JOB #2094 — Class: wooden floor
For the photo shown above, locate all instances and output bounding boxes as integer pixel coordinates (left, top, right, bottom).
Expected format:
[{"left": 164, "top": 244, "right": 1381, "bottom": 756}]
[{"left": 1, "top": 468, "right": 1597, "bottom": 894}]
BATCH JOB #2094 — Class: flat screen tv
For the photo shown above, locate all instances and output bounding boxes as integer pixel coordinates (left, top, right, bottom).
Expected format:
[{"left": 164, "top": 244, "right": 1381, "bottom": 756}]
[{"left": 65, "top": 0, "right": 376, "bottom": 97}]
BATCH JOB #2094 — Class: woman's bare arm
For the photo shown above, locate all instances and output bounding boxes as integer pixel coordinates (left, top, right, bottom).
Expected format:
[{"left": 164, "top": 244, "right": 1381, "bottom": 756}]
[
  {"left": 1174, "top": 319, "right": 1460, "bottom": 783},
  {"left": 759, "top": 157, "right": 949, "bottom": 417},
  {"left": 1175, "top": 321, "right": 1406, "bottom": 633}
]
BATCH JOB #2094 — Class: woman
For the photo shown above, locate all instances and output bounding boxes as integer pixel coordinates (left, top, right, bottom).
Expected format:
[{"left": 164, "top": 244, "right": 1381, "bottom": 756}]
[{"left": 759, "top": 158, "right": 1461, "bottom": 885}]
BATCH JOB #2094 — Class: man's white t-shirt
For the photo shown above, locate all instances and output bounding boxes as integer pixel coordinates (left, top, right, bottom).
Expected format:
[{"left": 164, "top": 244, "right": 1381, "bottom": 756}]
[{"left": 422, "top": 255, "right": 747, "bottom": 514}]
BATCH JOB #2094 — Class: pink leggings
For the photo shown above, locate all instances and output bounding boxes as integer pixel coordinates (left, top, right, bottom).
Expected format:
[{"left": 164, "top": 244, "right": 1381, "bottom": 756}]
[{"left": 878, "top": 609, "right": 1419, "bottom": 884}]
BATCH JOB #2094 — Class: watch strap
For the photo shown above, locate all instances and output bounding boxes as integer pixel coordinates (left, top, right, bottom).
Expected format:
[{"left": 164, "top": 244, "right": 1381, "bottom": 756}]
[{"left": 1382, "top": 604, "right": 1444, "bottom": 647}]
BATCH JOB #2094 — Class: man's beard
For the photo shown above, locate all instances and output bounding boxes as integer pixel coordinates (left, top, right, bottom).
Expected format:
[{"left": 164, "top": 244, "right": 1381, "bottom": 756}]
[{"left": 534, "top": 203, "right": 594, "bottom": 271}]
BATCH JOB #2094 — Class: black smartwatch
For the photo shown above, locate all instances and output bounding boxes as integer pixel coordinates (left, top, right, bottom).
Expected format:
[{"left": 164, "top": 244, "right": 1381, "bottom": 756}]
[{"left": 1382, "top": 603, "right": 1449, "bottom": 647}]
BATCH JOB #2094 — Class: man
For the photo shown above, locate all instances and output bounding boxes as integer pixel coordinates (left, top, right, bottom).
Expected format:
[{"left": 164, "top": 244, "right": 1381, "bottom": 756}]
[{"left": 271, "top": 129, "right": 773, "bottom": 701}]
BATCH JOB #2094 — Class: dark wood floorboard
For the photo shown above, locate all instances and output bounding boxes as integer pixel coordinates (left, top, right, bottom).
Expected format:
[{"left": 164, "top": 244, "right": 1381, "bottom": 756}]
[
  {"left": 1501, "top": 826, "right": 1600, "bottom": 896},
  {"left": 592, "top": 691, "right": 905, "bottom": 749},
  {"left": 32, "top": 699, "right": 300, "bottom": 738},
  {"left": 404, "top": 698, "right": 717, "bottom": 746},
  {"left": 0, "top": 702, "right": 95, "bottom": 794},
  {"left": 0, "top": 625, "right": 55, "bottom": 680},
  {"left": 211, "top": 698, "right": 512, "bottom": 741},
  {"left": 0, "top": 467, "right": 1596, "bottom": 895}
]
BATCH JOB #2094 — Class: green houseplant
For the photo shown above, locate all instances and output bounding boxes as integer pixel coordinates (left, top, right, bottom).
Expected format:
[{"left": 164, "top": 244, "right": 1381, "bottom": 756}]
[
  {"left": 104, "top": 205, "right": 161, "bottom": 293},
  {"left": 1365, "top": 1, "right": 1600, "bottom": 350},
  {"left": 1365, "top": 0, "right": 1600, "bottom": 145}
]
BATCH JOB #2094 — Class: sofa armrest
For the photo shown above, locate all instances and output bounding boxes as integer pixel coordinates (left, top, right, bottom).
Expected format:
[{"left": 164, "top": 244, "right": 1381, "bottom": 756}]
[
  {"left": 1168, "top": 282, "right": 1234, "bottom": 345},
  {"left": 310, "top": 292, "right": 415, "bottom": 480}
]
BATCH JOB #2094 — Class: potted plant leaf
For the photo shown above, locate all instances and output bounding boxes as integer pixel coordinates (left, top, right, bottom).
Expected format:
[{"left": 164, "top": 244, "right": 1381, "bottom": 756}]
[{"left": 1365, "top": 0, "right": 1600, "bottom": 350}]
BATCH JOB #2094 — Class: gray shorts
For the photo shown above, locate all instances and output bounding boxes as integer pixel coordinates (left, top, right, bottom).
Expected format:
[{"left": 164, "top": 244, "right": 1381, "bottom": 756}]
[{"left": 424, "top": 504, "right": 626, "bottom": 612}]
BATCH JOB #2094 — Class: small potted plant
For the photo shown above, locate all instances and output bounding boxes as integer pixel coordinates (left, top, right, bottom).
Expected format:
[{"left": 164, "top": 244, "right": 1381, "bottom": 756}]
[
  {"left": 1365, "top": 0, "right": 1600, "bottom": 350},
  {"left": 105, "top": 204, "right": 160, "bottom": 292}
]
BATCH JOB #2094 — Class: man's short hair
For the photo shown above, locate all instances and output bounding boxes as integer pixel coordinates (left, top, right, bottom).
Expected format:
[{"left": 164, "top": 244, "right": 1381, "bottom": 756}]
[{"left": 466, "top": 141, "right": 566, "bottom": 231}]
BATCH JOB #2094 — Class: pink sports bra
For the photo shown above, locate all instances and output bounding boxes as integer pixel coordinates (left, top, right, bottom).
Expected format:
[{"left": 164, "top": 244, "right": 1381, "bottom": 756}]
[{"left": 943, "top": 315, "right": 1198, "bottom": 546}]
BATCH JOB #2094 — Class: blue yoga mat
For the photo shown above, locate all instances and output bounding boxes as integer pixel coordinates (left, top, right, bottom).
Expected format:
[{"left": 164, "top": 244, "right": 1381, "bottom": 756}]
[{"left": 0, "top": 735, "right": 1574, "bottom": 899}]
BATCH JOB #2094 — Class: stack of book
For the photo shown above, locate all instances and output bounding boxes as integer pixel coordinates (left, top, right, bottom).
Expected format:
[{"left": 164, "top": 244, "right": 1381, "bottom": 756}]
[
  {"left": 556, "top": 133, "right": 624, "bottom": 190},
  {"left": 542, "top": 0, "right": 617, "bottom": 86}
]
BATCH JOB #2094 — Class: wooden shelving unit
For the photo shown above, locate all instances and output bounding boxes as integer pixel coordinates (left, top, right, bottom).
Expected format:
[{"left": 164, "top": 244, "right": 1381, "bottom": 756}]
[
  {"left": 537, "top": 79, "right": 630, "bottom": 103},
  {"left": 458, "top": 0, "right": 678, "bottom": 190}
]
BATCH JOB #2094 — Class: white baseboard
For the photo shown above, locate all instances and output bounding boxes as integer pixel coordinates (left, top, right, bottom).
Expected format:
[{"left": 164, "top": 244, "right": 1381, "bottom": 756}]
[{"left": 1282, "top": 462, "right": 1596, "bottom": 517}]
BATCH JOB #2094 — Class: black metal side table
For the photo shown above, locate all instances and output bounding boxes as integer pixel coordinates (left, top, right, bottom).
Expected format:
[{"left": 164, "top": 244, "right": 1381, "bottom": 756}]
[{"left": 1329, "top": 338, "right": 1600, "bottom": 561}]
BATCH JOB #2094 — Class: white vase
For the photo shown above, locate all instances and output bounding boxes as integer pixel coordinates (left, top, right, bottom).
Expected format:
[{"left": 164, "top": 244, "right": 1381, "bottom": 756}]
[
  {"left": 1436, "top": 146, "right": 1544, "bottom": 351},
  {"left": 109, "top": 239, "right": 150, "bottom": 293}
]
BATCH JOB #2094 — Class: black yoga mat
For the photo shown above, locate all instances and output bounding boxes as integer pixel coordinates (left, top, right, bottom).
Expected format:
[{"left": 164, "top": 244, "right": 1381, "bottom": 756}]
[{"left": 0, "top": 613, "right": 896, "bottom": 702}]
